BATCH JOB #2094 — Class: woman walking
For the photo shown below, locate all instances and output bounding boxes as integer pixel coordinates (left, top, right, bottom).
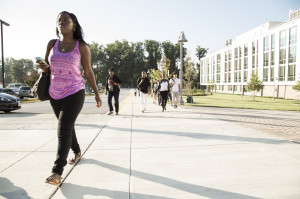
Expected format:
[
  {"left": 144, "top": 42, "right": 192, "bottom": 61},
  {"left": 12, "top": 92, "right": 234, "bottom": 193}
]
[{"left": 36, "top": 11, "right": 102, "bottom": 185}]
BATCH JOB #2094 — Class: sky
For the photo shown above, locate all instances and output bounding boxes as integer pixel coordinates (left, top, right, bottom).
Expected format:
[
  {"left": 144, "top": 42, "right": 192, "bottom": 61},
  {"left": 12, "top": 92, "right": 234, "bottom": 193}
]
[{"left": 0, "top": 0, "right": 300, "bottom": 63}]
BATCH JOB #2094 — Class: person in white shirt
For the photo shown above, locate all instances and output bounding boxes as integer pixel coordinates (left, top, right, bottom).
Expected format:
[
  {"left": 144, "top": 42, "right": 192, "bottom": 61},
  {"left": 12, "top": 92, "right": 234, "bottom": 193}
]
[
  {"left": 169, "top": 72, "right": 181, "bottom": 108},
  {"left": 157, "top": 73, "right": 169, "bottom": 111}
]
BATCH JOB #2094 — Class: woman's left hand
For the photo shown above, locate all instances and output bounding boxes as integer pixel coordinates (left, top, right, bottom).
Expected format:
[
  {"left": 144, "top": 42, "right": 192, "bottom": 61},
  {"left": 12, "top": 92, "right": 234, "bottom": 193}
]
[{"left": 95, "top": 94, "right": 102, "bottom": 108}]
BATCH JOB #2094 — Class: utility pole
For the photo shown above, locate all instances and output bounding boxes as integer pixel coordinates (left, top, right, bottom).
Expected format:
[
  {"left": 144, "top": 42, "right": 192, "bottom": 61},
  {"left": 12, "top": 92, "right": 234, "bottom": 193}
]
[{"left": 0, "top": 19, "right": 10, "bottom": 88}]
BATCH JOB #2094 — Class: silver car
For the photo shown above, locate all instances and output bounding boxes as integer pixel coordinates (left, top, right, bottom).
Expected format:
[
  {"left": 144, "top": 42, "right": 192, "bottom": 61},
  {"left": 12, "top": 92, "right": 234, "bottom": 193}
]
[{"left": 18, "top": 86, "right": 34, "bottom": 99}]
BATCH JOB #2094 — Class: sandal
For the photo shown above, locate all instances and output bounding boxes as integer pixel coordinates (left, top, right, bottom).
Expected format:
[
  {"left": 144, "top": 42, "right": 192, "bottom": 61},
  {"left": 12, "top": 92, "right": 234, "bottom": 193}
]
[
  {"left": 45, "top": 173, "right": 62, "bottom": 185},
  {"left": 68, "top": 152, "right": 81, "bottom": 165}
]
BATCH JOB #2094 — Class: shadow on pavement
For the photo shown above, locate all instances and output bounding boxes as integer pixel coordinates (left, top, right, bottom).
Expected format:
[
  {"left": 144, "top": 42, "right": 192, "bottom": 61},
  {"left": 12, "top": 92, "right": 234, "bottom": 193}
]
[
  {"left": 79, "top": 159, "right": 261, "bottom": 199},
  {"left": 0, "top": 112, "right": 39, "bottom": 117},
  {"left": 0, "top": 177, "right": 32, "bottom": 199},
  {"left": 120, "top": 113, "right": 218, "bottom": 121},
  {"left": 76, "top": 123, "right": 105, "bottom": 129},
  {"left": 60, "top": 182, "right": 173, "bottom": 199},
  {"left": 105, "top": 126, "right": 286, "bottom": 145}
]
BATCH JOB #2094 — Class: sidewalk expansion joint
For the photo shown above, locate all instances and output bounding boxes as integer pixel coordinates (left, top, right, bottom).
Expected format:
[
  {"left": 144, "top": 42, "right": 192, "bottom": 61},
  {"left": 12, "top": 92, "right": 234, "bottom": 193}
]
[
  {"left": 48, "top": 124, "right": 106, "bottom": 199},
  {"left": 128, "top": 95, "right": 133, "bottom": 199},
  {"left": 0, "top": 137, "right": 56, "bottom": 173},
  {"left": 87, "top": 148, "right": 131, "bottom": 151},
  {"left": 130, "top": 142, "right": 254, "bottom": 150},
  {"left": 0, "top": 150, "right": 57, "bottom": 152}
]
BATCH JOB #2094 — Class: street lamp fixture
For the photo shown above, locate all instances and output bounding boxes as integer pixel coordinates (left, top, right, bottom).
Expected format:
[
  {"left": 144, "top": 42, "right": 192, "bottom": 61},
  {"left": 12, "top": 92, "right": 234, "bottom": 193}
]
[
  {"left": 0, "top": 19, "right": 10, "bottom": 88},
  {"left": 178, "top": 31, "right": 188, "bottom": 105},
  {"left": 160, "top": 54, "right": 166, "bottom": 78}
]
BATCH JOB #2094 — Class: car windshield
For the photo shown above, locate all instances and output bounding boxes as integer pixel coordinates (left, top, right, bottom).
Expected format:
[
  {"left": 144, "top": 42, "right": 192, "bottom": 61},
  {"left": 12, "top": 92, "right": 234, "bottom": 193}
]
[{"left": 20, "top": 87, "right": 30, "bottom": 90}]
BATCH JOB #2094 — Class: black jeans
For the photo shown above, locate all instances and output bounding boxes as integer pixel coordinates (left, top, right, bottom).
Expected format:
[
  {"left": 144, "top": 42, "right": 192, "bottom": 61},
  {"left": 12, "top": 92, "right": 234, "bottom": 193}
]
[
  {"left": 50, "top": 89, "right": 85, "bottom": 175},
  {"left": 108, "top": 91, "right": 119, "bottom": 112},
  {"left": 160, "top": 91, "right": 169, "bottom": 108}
]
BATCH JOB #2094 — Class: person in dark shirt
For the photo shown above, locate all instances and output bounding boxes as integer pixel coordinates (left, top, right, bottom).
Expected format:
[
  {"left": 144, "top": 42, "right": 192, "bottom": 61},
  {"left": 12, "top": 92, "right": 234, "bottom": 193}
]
[
  {"left": 137, "top": 71, "right": 151, "bottom": 113},
  {"left": 105, "top": 68, "right": 122, "bottom": 115}
]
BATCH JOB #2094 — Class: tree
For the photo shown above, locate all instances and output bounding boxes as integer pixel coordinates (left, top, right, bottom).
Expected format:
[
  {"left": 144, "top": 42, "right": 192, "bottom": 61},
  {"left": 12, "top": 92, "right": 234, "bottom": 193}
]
[
  {"left": 183, "top": 56, "right": 197, "bottom": 96},
  {"left": 292, "top": 74, "right": 300, "bottom": 92},
  {"left": 1, "top": 58, "right": 16, "bottom": 83},
  {"left": 24, "top": 71, "right": 39, "bottom": 87},
  {"left": 131, "top": 42, "right": 146, "bottom": 87},
  {"left": 247, "top": 71, "right": 264, "bottom": 101},
  {"left": 89, "top": 42, "right": 105, "bottom": 86},
  {"left": 208, "top": 80, "right": 216, "bottom": 94},
  {"left": 195, "top": 46, "right": 208, "bottom": 88},
  {"left": 161, "top": 41, "right": 180, "bottom": 74},
  {"left": 144, "top": 40, "right": 161, "bottom": 71},
  {"left": 293, "top": 81, "right": 300, "bottom": 91},
  {"left": 20, "top": 59, "right": 35, "bottom": 85},
  {"left": 195, "top": 46, "right": 209, "bottom": 60},
  {"left": 10, "top": 60, "right": 26, "bottom": 83}
]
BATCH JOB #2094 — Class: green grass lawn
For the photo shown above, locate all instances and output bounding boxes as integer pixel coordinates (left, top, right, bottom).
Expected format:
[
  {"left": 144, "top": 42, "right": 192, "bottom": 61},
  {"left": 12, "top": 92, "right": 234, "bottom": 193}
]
[
  {"left": 21, "top": 98, "right": 39, "bottom": 103},
  {"left": 183, "top": 93, "right": 300, "bottom": 111}
]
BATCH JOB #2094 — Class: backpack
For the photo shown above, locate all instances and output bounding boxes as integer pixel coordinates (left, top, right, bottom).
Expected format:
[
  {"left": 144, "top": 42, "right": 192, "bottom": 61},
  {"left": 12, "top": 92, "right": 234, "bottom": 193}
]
[{"left": 169, "top": 78, "right": 175, "bottom": 89}]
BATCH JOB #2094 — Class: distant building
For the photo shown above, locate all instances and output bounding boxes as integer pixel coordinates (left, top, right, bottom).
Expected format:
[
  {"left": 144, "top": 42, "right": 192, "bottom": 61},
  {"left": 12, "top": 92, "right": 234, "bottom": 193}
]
[{"left": 200, "top": 9, "right": 300, "bottom": 100}]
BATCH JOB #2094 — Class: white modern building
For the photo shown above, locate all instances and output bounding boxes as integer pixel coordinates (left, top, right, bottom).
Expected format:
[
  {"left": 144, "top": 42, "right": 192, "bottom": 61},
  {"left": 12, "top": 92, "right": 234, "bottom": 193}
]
[{"left": 200, "top": 9, "right": 300, "bottom": 100}]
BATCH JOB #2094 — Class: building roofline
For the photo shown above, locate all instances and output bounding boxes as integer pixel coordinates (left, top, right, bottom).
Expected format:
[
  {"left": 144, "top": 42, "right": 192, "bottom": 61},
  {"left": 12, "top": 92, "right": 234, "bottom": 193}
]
[{"left": 201, "top": 8, "right": 300, "bottom": 59}]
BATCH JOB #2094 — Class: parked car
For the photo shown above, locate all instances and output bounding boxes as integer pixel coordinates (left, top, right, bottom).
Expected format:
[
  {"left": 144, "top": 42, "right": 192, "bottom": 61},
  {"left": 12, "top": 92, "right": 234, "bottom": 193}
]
[
  {"left": 0, "top": 88, "right": 16, "bottom": 95},
  {"left": 11, "top": 88, "right": 19, "bottom": 95},
  {"left": 7, "top": 83, "right": 23, "bottom": 90},
  {"left": 0, "top": 93, "right": 21, "bottom": 113},
  {"left": 18, "top": 86, "right": 34, "bottom": 99},
  {"left": 85, "top": 88, "right": 91, "bottom": 94}
]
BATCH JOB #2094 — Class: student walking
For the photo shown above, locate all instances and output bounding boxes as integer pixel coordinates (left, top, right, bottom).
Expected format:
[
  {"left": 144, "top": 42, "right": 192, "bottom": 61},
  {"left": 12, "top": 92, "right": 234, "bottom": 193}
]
[
  {"left": 105, "top": 68, "right": 122, "bottom": 115},
  {"left": 137, "top": 71, "right": 151, "bottom": 113},
  {"left": 169, "top": 72, "right": 181, "bottom": 108},
  {"left": 36, "top": 11, "right": 102, "bottom": 185},
  {"left": 157, "top": 74, "right": 169, "bottom": 111}
]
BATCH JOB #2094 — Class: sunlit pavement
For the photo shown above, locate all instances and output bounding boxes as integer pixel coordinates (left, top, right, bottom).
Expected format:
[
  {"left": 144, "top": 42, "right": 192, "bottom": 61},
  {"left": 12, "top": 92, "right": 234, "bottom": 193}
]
[{"left": 1, "top": 90, "right": 300, "bottom": 199}]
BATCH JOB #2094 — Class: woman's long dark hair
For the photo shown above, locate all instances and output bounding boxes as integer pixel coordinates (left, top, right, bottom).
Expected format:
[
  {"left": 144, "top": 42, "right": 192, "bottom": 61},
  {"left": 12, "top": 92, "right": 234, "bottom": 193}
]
[{"left": 56, "top": 11, "right": 87, "bottom": 44}]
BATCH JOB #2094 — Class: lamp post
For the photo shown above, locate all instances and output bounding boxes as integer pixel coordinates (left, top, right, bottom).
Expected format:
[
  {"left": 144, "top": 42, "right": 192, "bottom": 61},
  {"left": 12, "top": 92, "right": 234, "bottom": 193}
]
[
  {"left": 0, "top": 19, "right": 10, "bottom": 88},
  {"left": 160, "top": 54, "right": 166, "bottom": 78},
  {"left": 178, "top": 31, "right": 188, "bottom": 105}
]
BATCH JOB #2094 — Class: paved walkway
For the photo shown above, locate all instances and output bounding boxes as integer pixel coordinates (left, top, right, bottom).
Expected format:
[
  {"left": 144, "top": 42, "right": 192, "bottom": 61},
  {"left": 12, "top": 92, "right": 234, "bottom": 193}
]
[
  {"left": 1, "top": 91, "right": 300, "bottom": 199},
  {"left": 186, "top": 107, "right": 300, "bottom": 143}
]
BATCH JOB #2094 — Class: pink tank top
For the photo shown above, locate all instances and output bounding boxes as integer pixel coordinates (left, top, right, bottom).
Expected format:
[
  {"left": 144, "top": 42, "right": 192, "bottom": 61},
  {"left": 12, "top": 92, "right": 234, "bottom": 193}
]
[{"left": 48, "top": 40, "right": 85, "bottom": 100}]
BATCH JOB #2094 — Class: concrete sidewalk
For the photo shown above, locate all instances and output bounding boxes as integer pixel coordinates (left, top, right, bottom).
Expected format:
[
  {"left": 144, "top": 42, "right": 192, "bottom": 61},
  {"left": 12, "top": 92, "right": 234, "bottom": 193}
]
[{"left": 1, "top": 91, "right": 300, "bottom": 199}]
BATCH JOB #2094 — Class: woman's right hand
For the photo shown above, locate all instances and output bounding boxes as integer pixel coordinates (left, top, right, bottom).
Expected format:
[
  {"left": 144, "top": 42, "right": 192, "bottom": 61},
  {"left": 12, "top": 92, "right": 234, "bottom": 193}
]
[
  {"left": 36, "top": 61, "right": 49, "bottom": 73},
  {"left": 95, "top": 94, "right": 102, "bottom": 108}
]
